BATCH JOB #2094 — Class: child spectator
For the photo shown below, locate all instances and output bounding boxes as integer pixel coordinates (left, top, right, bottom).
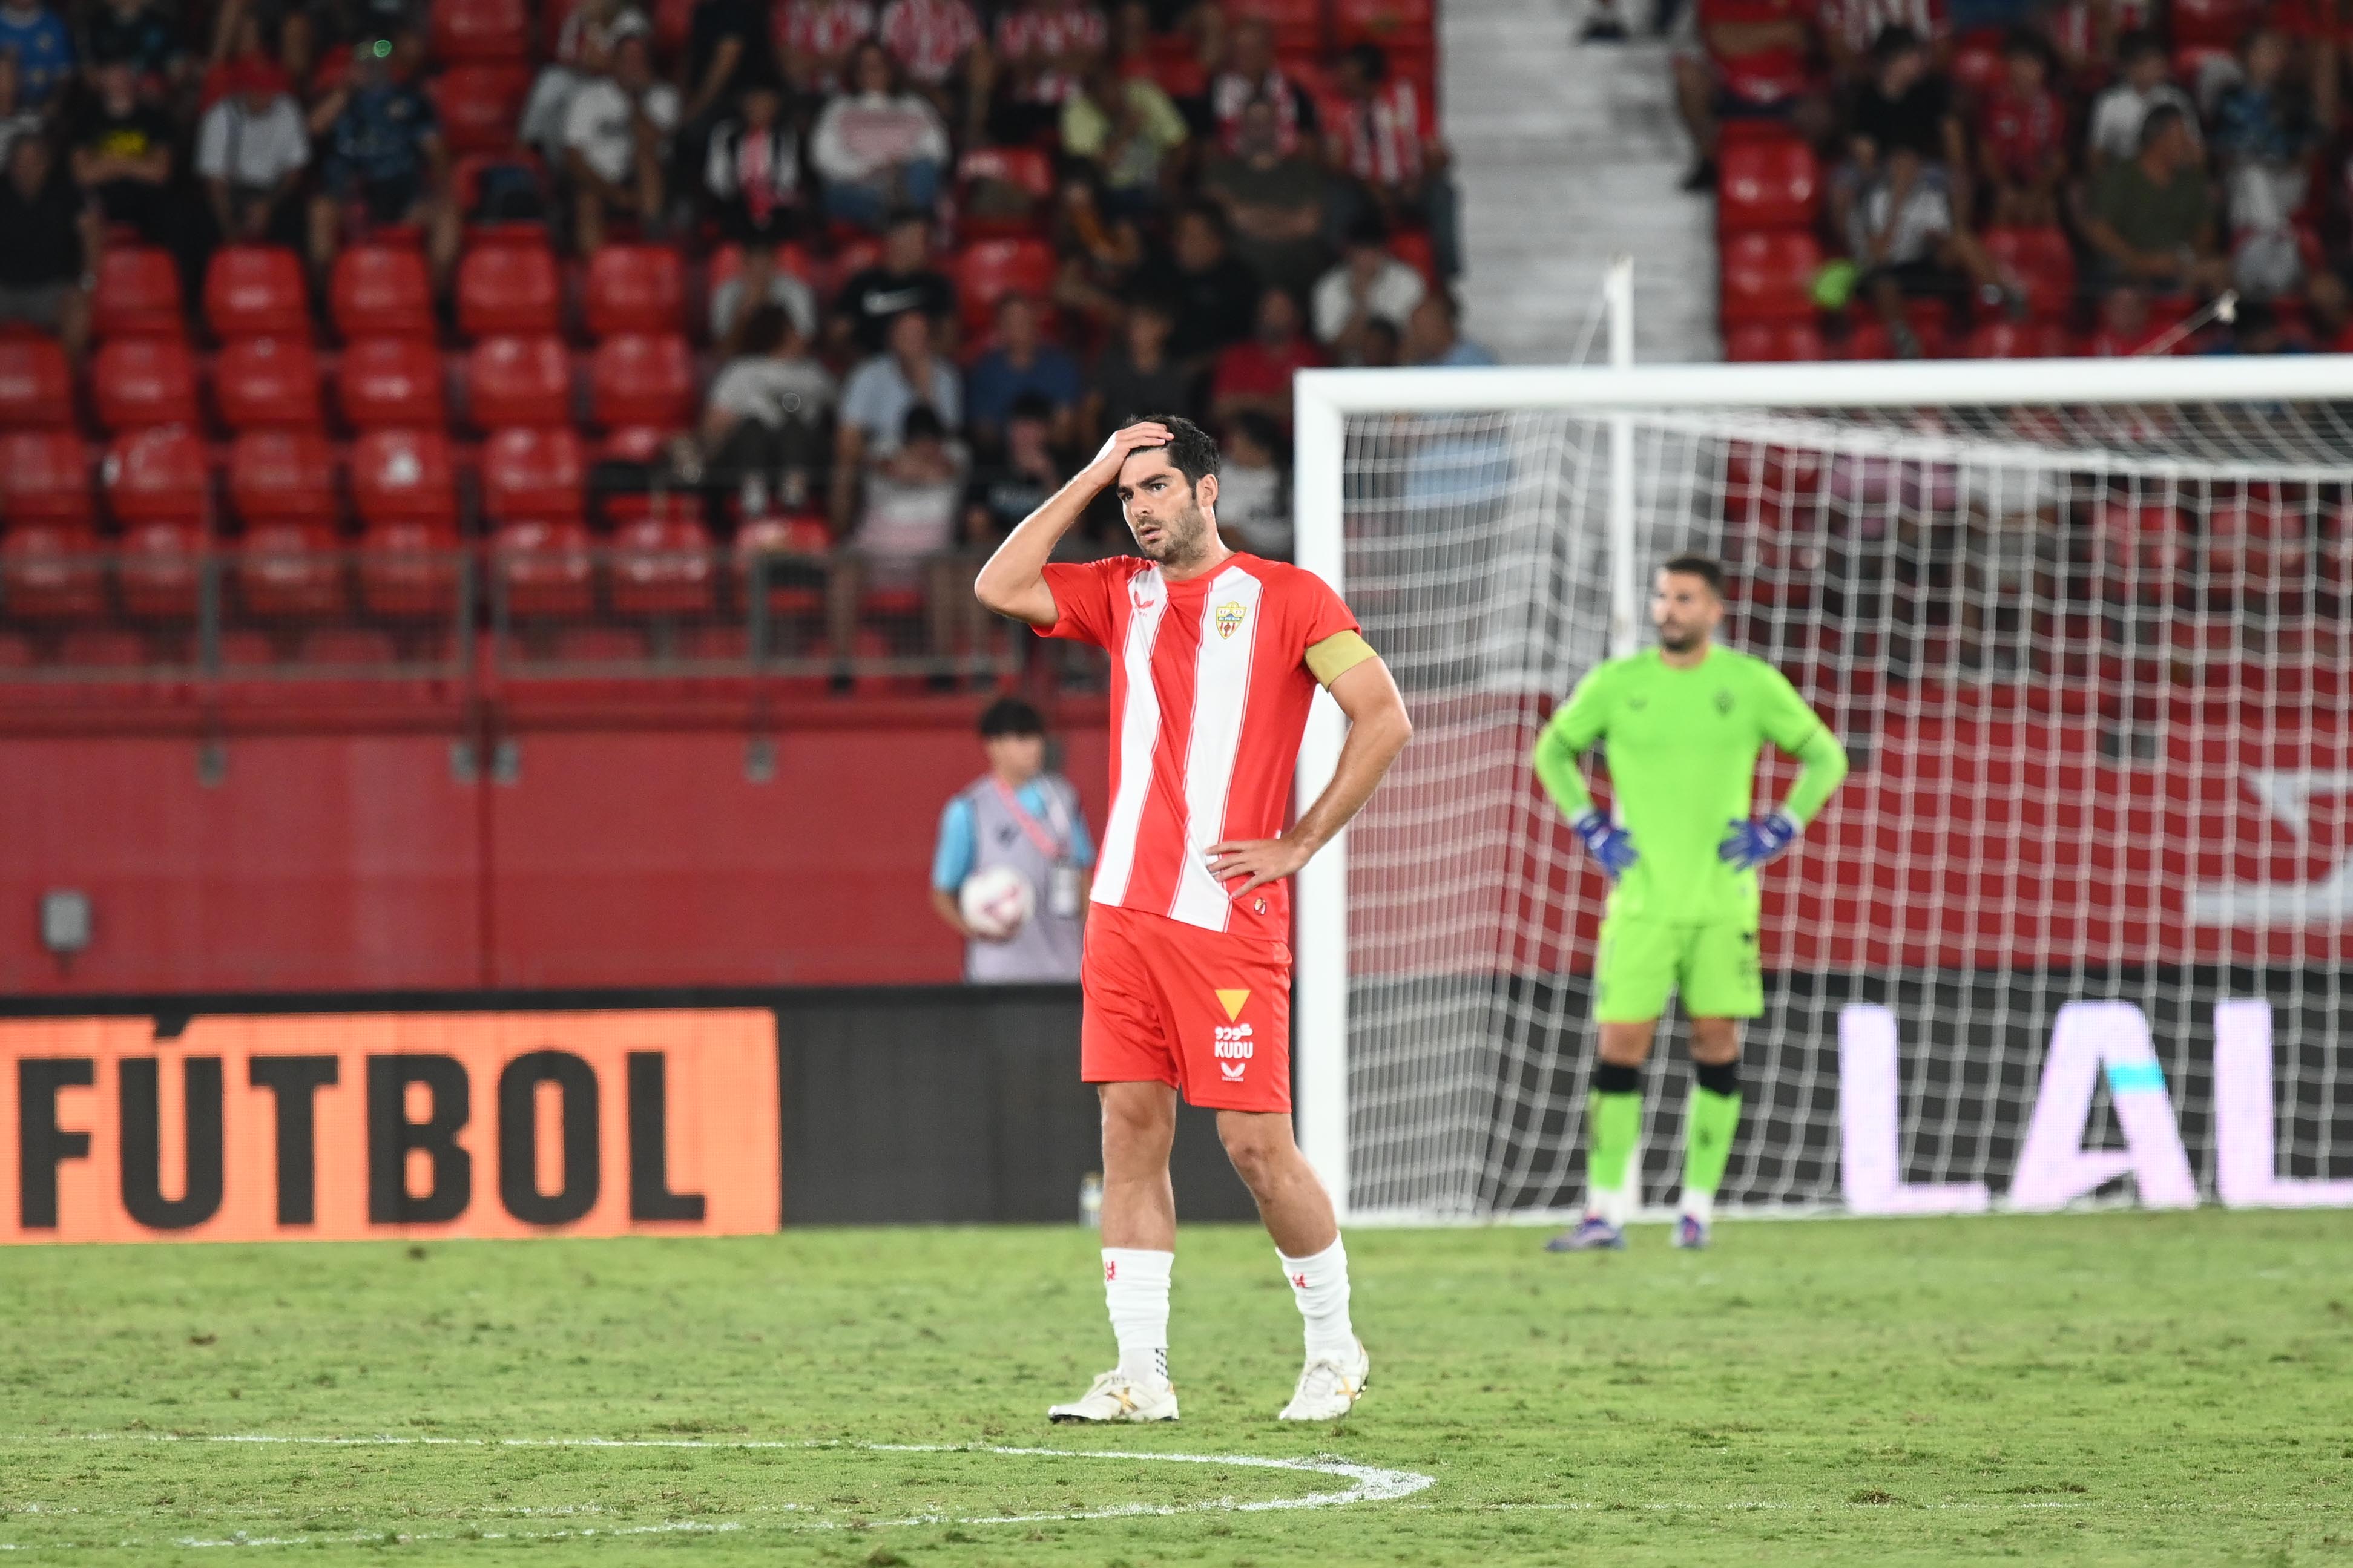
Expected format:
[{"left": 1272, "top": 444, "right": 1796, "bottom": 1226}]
[
  {"left": 197, "top": 56, "right": 309, "bottom": 246},
  {"left": 1844, "top": 145, "right": 2015, "bottom": 356},
  {"left": 830, "top": 402, "right": 971, "bottom": 686},
  {"left": 561, "top": 29, "right": 676, "bottom": 253},
  {"left": 1974, "top": 31, "right": 2066, "bottom": 228},
  {"left": 703, "top": 80, "right": 802, "bottom": 243},
  {"left": 810, "top": 39, "right": 949, "bottom": 231},
  {"left": 307, "top": 31, "right": 456, "bottom": 281}
]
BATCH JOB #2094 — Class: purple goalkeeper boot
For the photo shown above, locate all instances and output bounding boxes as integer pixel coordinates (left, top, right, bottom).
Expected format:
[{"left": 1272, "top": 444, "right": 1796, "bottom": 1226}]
[{"left": 1545, "top": 1216, "right": 1625, "bottom": 1251}]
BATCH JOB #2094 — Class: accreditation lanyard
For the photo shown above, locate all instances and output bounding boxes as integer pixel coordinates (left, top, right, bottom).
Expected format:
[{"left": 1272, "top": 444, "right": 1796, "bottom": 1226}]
[{"left": 995, "top": 777, "right": 1071, "bottom": 861}]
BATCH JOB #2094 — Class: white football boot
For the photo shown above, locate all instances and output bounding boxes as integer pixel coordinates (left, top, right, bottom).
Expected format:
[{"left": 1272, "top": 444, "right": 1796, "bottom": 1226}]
[
  {"left": 1276, "top": 1342, "right": 1371, "bottom": 1421},
  {"left": 1047, "top": 1368, "right": 1180, "bottom": 1423}
]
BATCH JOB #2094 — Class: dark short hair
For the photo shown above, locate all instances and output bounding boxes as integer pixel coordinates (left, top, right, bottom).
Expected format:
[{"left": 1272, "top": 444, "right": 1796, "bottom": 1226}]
[
  {"left": 901, "top": 403, "right": 946, "bottom": 443},
  {"left": 1342, "top": 41, "right": 1389, "bottom": 80},
  {"left": 1660, "top": 552, "right": 1726, "bottom": 597},
  {"left": 1345, "top": 212, "right": 1390, "bottom": 249},
  {"left": 739, "top": 301, "right": 792, "bottom": 356},
  {"left": 1007, "top": 389, "right": 1055, "bottom": 425},
  {"left": 1870, "top": 23, "right": 1921, "bottom": 63},
  {"left": 2139, "top": 102, "right": 2187, "bottom": 149},
  {"left": 2117, "top": 26, "right": 2163, "bottom": 62},
  {"left": 978, "top": 697, "right": 1046, "bottom": 738},
  {"left": 1127, "top": 414, "right": 1219, "bottom": 488}
]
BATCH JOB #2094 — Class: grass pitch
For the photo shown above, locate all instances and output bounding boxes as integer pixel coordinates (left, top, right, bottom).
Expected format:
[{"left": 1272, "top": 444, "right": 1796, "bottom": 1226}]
[{"left": 3, "top": 1210, "right": 2349, "bottom": 1566}]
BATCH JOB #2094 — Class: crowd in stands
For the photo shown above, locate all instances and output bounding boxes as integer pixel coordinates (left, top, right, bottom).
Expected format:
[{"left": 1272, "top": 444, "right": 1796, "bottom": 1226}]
[
  {"left": 0, "top": 0, "right": 1486, "bottom": 686},
  {"left": 1632, "top": 0, "right": 2353, "bottom": 358}
]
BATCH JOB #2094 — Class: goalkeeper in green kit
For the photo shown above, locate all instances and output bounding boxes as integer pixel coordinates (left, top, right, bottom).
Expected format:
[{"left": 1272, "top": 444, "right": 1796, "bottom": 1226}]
[{"left": 1532, "top": 554, "right": 1848, "bottom": 1251}]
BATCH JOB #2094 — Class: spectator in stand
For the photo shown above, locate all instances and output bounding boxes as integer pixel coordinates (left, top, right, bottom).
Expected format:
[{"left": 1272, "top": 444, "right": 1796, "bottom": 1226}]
[
  {"left": 834, "top": 305, "right": 961, "bottom": 522},
  {"left": 2210, "top": 25, "right": 2331, "bottom": 303},
  {"left": 1670, "top": 0, "right": 1825, "bottom": 191},
  {"left": 1357, "top": 316, "right": 1402, "bottom": 365},
  {"left": 1975, "top": 30, "right": 2067, "bottom": 228},
  {"left": 2085, "top": 30, "right": 2197, "bottom": 175},
  {"left": 1330, "top": 42, "right": 1460, "bottom": 281},
  {"left": 1202, "top": 95, "right": 1329, "bottom": 301},
  {"left": 1085, "top": 295, "right": 1193, "bottom": 436},
  {"left": 2083, "top": 284, "right": 2168, "bottom": 356},
  {"left": 829, "top": 402, "right": 970, "bottom": 687},
  {"left": 879, "top": 0, "right": 989, "bottom": 142},
  {"left": 1845, "top": 146, "right": 2016, "bottom": 355},
  {"left": 1210, "top": 286, "right": 1321, "bottom": 430},
  {"left": 810, "top": 39, "right": 949, "bottom": 231},
  {"left": 712, "top": 238, "right": 819, "bottom": 351},
  {"left": 0, "top": 0, "right": 74, "bottom": 111},
  {"left": 704, "top": 79, "right": 803, "bottom": 242},
  {"left": 0, "top": 134, "right": 97, "bottom": 361},
  {"left": 1200, "top": 16, "right": 1314, "bottom": 155},
  {"left": 0, "top": 56, "right": 39, "bottom": 170},
  {"left": 2079, "top": 104, "right": 2229, "bottom": 298},
  {"left": 1840, "top": 27, "right": 1967, "bottom": 203},
  {"left": 1045, "top": 162, "right": 1145, "bottom": 332},
  {"left": 836, "top": 206, "right": 956, "bottom": 352},
  {"left": 1404, "top": 287, "right": 1496, "bottom": 366},
  {"left": 562, "top": 28, "right": 676, "bottom": 253},
  {"left": 1810, "top": 0, "right": 1946, "bottom": 84},
  {"left": 991, "top": 0, "right": 1105, "bottom": 142},
  {"left": 197, "top": 56, "right": 308, "bottom": 246},
  {"left": 1061, "top": 61, "right": 1186, "bottom": 214},
  {"left": 70, "top": 59, "right": 173, "bottom": 243},
  {"left": 522, "top": 0, "right": 650, "bottom": 157},
  {"left": 1312, "top": 215, "right": 1427, "bottom": 359},
  {"left": 81, "top": 0, "right": 186, "bottom": 102},
  {"left": 964, "top": 390, "right": 1065, "bottom": 542},
  {"left": 681, "top": 0, "right": 782, "bottom": 130},
  {"left": 777, "top": 0, "right": 873, "bottom": 93},
  {"left": 308, "top": 32, "right": 456, "bottom": 282},
  {"left": 966, "top": 292, "right": 1081, "bottom": 452},
  {"left": 1213, "top": 411, "right": 1288, "bottom": 558},
  {"left": 1135, "top": 199, "right": 1257, "bottom": 368},
  {"left": 702, "top": 300, "right": 835, "bottom": 515}
]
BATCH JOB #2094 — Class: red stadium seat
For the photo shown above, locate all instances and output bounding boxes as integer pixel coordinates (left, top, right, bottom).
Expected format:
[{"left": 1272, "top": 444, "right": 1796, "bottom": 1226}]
[
  {"left": 0, "top": 336, "right": 73, "bottom": 427},
  {"left": 610, "top": 513, "right": 715, "bottom": 617},
  {"left": 92, "top": 336, "right": 199, "bottom": 431},
  {"left": 1964, "top": 319, "right": 2068, "bottom": 359},
  {"left": 492, "top": 519, "right": 595, "bottom": 617},
  {"left": 588, "top": 333, "right": 694, "bottom": 432},
  {"left": 953, "top": 238, "right": 1058, "bottom": 335},
  {"left": 583, "top": 244, "right": 686, "bottom": 337},
  {"left": 116, "top": 519, "right": 209, "bottom": 618},
  {"left": 91, "top": 247, "right": 185, "bottom": 338},
  {"left": 956, "top": 146, "right": 1055, "bottom": 237},
  {"left": 466, "top": 334, "right": 576, "bottom": 429},
  {"left": 215, "top": 336, "right": 324, "bottom": 429},
  {"left": 429, "top": 64, "right": 529, "bottom": 153},
  {"left": 1947, "top": 34, "right": 2004, "bottom": 97},
  {"left": 1723, "top": 320, "right": 1828, "bottom": 361},
  {"left": 1843, "top": 311, "right": 1950, "bottom": 359},
  {"left": 350, "top": 428, "right": 459, "bottom": 528},
  {"left": 1228, "top": 0, "right": 1321, "bottom": 51},
  {"left": 1717, "top": 138, "right": 1820, "bottom": 233},
  {"left": 239, "top": 523, "right": 346, "bottom": 618},
  {"left": 359, "top": 519, "right": 463, "bottom": 619},
  {"left": 338, "top": 337, "right": 449, "bottom": 428},
  {"left": 228, "top": 430, "right": 339, "bottom": 528},
  {"left": 430, "top": 0, "right": 531, "bottom": 61},
  {"left": 1982, "top": 227, "right": 2075, "bottom": 318},
  {"left": 458, "top": 240, "right": 563, "bottom": 338},
  {"left": 298, "top": 626, "right": 399, "bottom": 665},
  {"left": 1334, "top": 0, "right": 1433, "bottom": 48},
  {"left": 651, "top": 0, "right": 693, "bottom": 53},
  {"left": 480, "top": 425, "right": 586, "bottom": 522},
  {"left": 0, "top": 431, "right": 94, "bottom": 525},
  {"left": 1719, "top": 231, "right": 1821, "bottom": 323},
  {"left": 0, "top": 524, "right": 107, "bottom": 620},
  {"left": 104, "top": 428, "right": 212, "bottom": 526},
  {"left": 332, "top": 244, "right": 436, "bottom": 340},
  {"left": 203, "top": 246, "right": 311, "bottom": 340},
  {"left": 735, "top": 514, "right": 832, "bottom": 618},
  {"left": 2170, "top": 0, "right": 2256, "bottom": 47}
]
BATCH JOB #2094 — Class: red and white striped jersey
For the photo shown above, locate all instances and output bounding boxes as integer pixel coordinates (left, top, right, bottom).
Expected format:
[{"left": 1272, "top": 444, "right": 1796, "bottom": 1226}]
[
  {"left": 1041, "top": 553, "right": 1358, "bottom": 942},
  {"left": 879, "top": 0, "right": 979, "bottom": 84},
  {"left": 995, "top": 1, "right": 1108, "bottom": 103},
  {"left": 1335, "top": 79, "right": 1426, "bottom": 185},
  {"left": 1209, "top": 68, "right": 1311, "bottom": 154},
  {"left": 777, "top": 0, "right": 875, "bottom": 88}
]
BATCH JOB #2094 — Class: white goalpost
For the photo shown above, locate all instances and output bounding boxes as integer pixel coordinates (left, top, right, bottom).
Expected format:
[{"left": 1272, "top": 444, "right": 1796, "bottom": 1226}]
[{"left": 1292, "top": 318, "right": 2353, "bottom": 1226}]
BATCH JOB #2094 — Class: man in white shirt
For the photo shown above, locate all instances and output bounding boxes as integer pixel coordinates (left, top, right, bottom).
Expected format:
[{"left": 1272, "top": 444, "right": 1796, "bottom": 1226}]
[
  {"left": 2085, "top": 30, "right": 2198, "bottom": 172},
  {"left": 1311, "top": 217, "right": 1426, "bottom": 363},
  {"left": 561, "top": 28, "right": 679, "bottom": 253},
  {"left": 196, "top": 56, "right": 308, "bottom": 244}
]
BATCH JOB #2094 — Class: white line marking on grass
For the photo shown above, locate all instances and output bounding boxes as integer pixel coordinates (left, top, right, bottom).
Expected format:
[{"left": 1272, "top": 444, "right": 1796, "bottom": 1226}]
[{"left": 0, "top": 1434, "right": 1435, "bottom": 1550}]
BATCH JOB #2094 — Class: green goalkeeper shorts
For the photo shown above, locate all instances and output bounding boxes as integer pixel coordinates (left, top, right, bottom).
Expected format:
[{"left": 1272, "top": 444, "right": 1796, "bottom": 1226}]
[{"left": 1593, "top": 914, "right": 1764, "bottom": 1023}]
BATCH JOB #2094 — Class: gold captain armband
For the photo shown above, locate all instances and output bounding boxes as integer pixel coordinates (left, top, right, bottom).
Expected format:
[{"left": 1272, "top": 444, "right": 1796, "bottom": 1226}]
[{"left": 1304, "top": 630, "right": 1378, "bottom": 687}]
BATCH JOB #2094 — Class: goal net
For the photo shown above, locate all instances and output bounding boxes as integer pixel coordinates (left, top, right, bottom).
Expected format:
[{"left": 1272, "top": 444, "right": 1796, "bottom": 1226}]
[{"left": 1291, "top": 358, "right": 2353, "bottom": 1224}]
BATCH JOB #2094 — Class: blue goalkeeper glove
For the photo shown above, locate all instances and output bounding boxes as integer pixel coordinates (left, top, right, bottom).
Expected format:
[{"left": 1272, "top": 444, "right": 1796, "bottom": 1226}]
[
  {"left": 1571, "top": 810, "right": 1638, "bottom": 881},
  {"left": 1719, "top": 811, "right": 1801, "bottom": 871}
]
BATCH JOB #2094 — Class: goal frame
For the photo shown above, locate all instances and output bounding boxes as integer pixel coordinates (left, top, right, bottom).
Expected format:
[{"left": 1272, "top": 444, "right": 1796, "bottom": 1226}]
[{"left": 1289, "top": 352, "right": 2353, "bottom": 1225}]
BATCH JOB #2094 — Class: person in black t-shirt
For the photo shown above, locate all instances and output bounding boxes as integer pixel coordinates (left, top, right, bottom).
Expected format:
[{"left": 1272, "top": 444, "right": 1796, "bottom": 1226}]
[
  {"left": 834, "top": 206, "right": 958, "bottom": 353},
  {"left": 70, "top": 59, "right": 175, "bottom": 241},
  {"left": 963, "top": 391, "right": 1065, "bottom": 546},
  {"left": 1842, "top": 27, "right": 1961, "bottom": 170},
  {"left": 81, "top": 0, "right": 188, "bottom": 99},
  {"left": 683, "top": 0, "right": 778, "bottom": 122},
  {"left": 0, "top": 135, "right": 97, "bottom": 359},
  {"left": 1131, "top": 201, "right": 1259, "bottom": 371}
]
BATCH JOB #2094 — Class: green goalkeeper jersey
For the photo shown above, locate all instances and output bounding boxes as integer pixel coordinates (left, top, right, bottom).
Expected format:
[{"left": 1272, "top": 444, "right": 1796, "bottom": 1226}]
[{"left": 1532, "top": 645, "right": 1848, "bottom": 925}]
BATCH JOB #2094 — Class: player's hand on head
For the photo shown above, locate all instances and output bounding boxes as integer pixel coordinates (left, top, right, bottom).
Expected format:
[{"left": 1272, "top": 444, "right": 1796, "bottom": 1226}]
[
  {"left": 1204, "top": 836, "right": 1311, "bottom": 897},
  {"left": 1571, "top": 810, "right": 1638, "bottom": 881},
  {"left": 1719, "top": 812, "right": 1800, "bottom": 871},
  {"left": 1088, "top": 421, "right": 1173, "bottom": 480}
]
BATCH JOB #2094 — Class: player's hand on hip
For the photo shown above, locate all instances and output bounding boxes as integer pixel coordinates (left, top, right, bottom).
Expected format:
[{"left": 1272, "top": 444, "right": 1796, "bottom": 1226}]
[
  {"left": 1085, "top": 421, "right": 1174, "bottom": 485},
  {"left": 1719, "top": 812, "right": 1800, "bottom": 871},
  {"left": 1205, "top": 836, "right": 1311, "bottom": 897},
  {"left": 1571, "top": 810, "right": 1638, "bottom": 881}
]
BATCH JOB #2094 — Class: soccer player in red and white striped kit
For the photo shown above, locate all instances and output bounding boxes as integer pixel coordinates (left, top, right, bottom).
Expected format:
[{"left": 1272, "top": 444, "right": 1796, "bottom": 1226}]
[{"left": 976, "top": 417, "right": 1412, "bottom": 1422}]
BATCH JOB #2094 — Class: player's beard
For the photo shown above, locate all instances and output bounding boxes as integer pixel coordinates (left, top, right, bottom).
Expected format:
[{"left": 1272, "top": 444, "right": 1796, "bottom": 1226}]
[
  {"left": 1657, "top": 622, "right": 1704, "bottom": 653},
  {"left": 1136, "top": 497, "right": 1213, "bottom": 570}
]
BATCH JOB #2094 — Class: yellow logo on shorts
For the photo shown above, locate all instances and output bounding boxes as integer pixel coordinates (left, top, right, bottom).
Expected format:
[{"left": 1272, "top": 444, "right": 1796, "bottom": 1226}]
[
  {"left": 1215, "top": 602, "right": 1246, "bottom": 638},
  {"left": 1215, "top": 989, "right": 1250, "bottom": 1021}
]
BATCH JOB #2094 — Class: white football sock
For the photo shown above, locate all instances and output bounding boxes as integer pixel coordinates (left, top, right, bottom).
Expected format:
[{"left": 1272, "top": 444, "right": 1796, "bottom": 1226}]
[
  {"left": 1102, "top": 1248, "right": 1171, "bottom": 1384},
  {"left": 1587, "top": 1185, "right": 1633, "bottom": 1227},
  {"left": 1681, "top": 1189, "right": 1715, "bottom": 1225},
  {"left": 1277, "top": 1237, "right": 1356, "bottom": 1362}
]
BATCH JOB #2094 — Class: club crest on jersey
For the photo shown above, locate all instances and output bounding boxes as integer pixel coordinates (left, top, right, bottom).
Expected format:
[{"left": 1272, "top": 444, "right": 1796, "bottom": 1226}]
[
  {"left": 1215, "top": 601, "right": 1247, "bottom": 639},
  {"left": 1714, "top": 689, "right": 1734, "bottom": 715}
]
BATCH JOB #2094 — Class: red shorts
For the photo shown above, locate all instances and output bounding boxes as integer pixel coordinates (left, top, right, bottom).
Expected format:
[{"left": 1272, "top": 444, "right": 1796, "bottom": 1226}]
[{"left": 1080, "top": 904, "right": 1293, "bottom": 1113}]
